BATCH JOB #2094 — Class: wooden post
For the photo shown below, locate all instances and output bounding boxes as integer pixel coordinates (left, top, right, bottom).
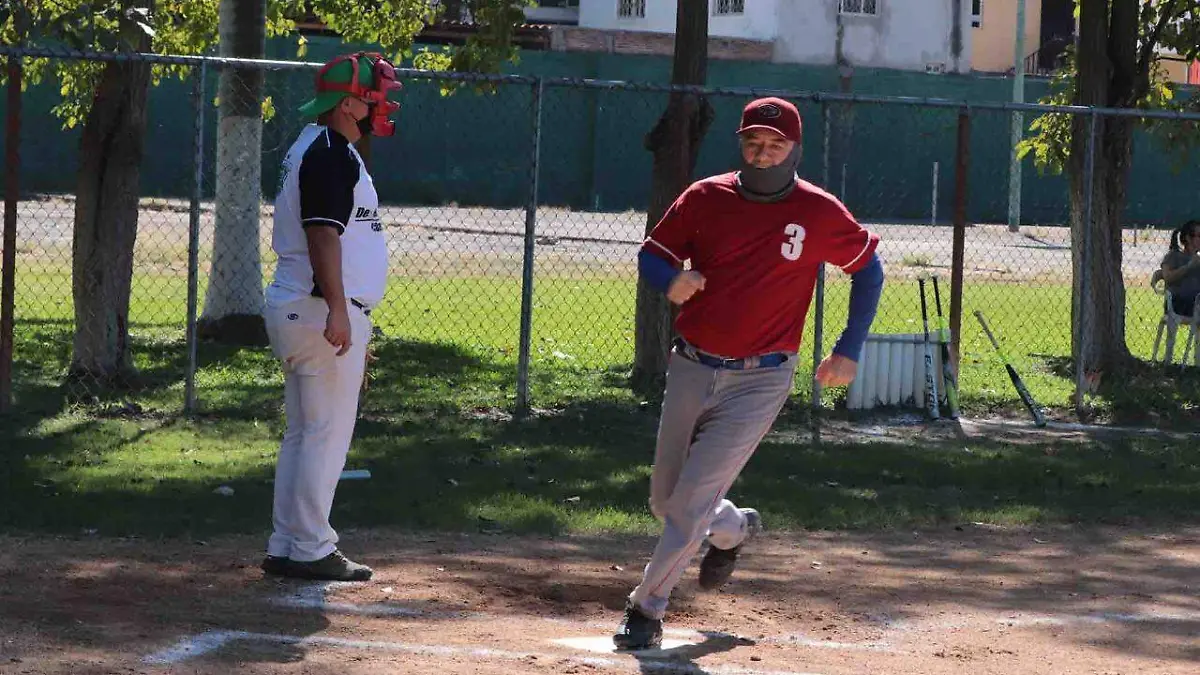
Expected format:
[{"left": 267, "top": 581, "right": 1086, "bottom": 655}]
[
  {"left": 950, "top": 109, "right": 970, "bottom": 368},
  {"left": 1, "top": 55, "right": 22, "bottom": 412}
]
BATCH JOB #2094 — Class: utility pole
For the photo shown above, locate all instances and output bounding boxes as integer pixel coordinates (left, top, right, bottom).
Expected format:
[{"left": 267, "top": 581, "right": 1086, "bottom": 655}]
[{"left": 1007, "top": 0, "right": 1027, "bottom": 233}]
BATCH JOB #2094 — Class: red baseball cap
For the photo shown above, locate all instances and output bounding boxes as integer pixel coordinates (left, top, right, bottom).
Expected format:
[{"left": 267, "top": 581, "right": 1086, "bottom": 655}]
[{"left": 736, "top": 97, "right": 802, "bottom": 143}]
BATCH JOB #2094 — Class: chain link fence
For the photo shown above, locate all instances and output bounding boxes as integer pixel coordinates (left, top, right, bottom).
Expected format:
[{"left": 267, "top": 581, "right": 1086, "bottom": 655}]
[{"left": 3, "top": 47, "right": 1200, "bottom": 420}]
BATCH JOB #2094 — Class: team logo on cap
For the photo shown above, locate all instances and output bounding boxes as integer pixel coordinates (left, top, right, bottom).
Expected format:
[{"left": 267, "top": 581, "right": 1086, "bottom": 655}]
[{"left": 758, "top": 103, "right": 782, "bottom": 118}]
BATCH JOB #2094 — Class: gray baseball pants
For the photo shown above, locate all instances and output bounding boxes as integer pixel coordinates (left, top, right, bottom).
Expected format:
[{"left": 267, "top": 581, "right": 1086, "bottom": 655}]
[{"left": 628, "top": 349, "right": 797, "bottom": 620}]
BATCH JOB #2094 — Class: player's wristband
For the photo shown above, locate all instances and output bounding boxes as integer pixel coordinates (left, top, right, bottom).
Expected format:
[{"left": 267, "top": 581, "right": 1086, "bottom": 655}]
[
  {"left": 638, "top": 249, "right": 680, "bottom": 294},
  {"left": 833, "top": 254, "right": 884, "bottom": 360}
]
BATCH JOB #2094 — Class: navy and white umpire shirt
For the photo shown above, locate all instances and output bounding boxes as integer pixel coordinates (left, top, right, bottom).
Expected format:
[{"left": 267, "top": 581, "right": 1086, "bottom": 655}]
[{"left": 267, "top": 124, "right": 388, "bottom": 311}]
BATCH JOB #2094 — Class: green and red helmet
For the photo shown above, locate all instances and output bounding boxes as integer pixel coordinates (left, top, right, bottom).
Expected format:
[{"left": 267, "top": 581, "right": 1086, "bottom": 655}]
[{"left": 298, "top": 52, "right": 403, "bottom": 136}]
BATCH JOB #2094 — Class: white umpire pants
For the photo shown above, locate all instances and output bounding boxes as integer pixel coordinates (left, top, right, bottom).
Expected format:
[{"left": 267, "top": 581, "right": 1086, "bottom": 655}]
[{"left": 263, "top": 296, "right": 372, "bottom": 563}]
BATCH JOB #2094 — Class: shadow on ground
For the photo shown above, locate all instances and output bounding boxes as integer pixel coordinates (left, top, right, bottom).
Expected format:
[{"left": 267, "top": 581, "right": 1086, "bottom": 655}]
[
  {"left": 4, "top": 336, "right": 1200, "bottom": 539},
  {"left": 4, "top": 527, "right": 1197, "bottom": 672},
  {"left": 1044, "top": 354, "right": 1200, "bottom": 428}
]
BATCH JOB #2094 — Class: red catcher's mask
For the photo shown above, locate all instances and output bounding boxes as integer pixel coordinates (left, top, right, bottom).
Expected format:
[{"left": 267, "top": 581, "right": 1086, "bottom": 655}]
[{"left": 315, "top": 52, "right": 403, "bottom": 137}]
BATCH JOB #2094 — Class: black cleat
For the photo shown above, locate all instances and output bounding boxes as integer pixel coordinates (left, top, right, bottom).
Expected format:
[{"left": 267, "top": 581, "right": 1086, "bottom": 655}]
[
  {"left": 261, "top": 555, "right": 290, "bottom": 576},
  {"left": 698, "top": 508, "right": 761, "bottom": 591},
  {"left": 613, "top": 602, "right": 663, "bottom": 651},
  {"left": 282, "top": 550, "right": 373, "bottom": 581}
]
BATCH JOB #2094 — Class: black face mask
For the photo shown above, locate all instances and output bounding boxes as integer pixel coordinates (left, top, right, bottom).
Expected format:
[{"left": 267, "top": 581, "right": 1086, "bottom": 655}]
[
  {"left": 356, "top": 105, "right": 375, "bottom": 137},
  {"left": 736, "top": 145, "right": 802, "bottom": 203}
]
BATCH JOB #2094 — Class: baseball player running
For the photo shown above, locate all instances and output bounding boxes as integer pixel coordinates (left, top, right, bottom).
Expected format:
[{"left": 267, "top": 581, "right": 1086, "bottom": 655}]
[
  {"left": 259, "top": 52, "right": 401, "bottom": 581},
  {"left": 613, "top": 97, "right": 884, "bottom": 650}
]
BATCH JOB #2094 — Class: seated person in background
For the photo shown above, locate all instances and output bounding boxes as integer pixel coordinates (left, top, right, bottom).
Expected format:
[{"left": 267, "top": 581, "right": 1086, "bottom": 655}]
[{"left": 1159, "top": 219, "right": 1200, "bottom": 317}]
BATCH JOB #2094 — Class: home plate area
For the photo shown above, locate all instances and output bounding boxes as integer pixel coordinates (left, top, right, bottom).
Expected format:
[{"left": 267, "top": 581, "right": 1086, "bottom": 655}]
[
  {"left": 5, "top": 529, "right": 1200, "bottom": 674},
  {"left": 136, "top": 528, "right": 1200, "bottom": 675},
  {"left": 142, "top": 580, "right": 888, "bottom": 675},
  {"left": 135, "top": 574, "right": 1200, "bottom": 675}
]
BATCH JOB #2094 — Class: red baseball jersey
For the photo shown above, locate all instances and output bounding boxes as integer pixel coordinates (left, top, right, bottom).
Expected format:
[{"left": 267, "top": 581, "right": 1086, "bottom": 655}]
[{"left": 642, "top": 173, "right": 880, "bottom": 359}]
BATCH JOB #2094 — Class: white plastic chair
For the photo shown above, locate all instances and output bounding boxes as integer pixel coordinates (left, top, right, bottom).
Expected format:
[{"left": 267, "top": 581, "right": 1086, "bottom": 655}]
[{"left": 1151, "top": 270, "right": 1199, "bottom": 366}]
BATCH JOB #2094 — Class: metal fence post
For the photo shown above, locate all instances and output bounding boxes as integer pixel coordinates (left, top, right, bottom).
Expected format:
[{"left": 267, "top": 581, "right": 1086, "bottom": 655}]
[
  {"left": 0, "top": 54, "right": 22, "bottom": 413},
  {"left": 811, "top": 99, "right": 831, "bottom": 441},
  {"left": 185, "top": 61, "right": 207, "bottom": 415},
  {"left": 515, "top": 77, "right": 544, "bottom": 417},
  {"left": 1075, "top": 111, "right": 1098, "bottom": 418},
  {"left": 931, "top": 161, "right": 939, "bottom": 226}
]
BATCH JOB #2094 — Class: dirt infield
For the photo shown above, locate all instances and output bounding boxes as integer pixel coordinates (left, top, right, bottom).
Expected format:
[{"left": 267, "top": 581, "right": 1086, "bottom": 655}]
[{"left": 3, "top": 526, "right": 1198, "bottom": 675}]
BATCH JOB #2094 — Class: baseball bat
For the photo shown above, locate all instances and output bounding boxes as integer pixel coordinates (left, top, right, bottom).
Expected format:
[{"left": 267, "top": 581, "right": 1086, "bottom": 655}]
[
  {"left": 918, "top": 278, "right": 940, "bottom": 420},
  {"left": 931, "top": 275, "right": 959, "bottom": 419},
  {"left": 974, "top": 310, "right": 1046, "bottom": 427}
]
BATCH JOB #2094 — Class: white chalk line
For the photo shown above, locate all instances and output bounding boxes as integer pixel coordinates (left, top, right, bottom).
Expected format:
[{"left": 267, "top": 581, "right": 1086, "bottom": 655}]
[
  {"left": 998, "top": 610, "right": 1200, "bottom": 628},
  {"left": 271, "top": 582, "right": 900, "bottom": 652},
  {"left": 275, "top": 582, "right": 1200, "bottom": 642},
  {"left": 155, "top": 583, "right": 1200, "bottom": 669},
  {"left": 142, "top": 630, "right": 237, "bottom": 665},
  {"left": 758, "top": 634, "right": 897, "bottom": 652},
  {"left": 141, "top": 629, "right": 830, "bottom": 675}
]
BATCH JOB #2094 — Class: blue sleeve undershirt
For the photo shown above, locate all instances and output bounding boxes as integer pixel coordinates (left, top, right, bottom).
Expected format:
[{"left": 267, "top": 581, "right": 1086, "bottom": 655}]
[
  {"left": 638, "top": 249, "right": 680, "bottom": 293},
  {"left": 639, "top": 248, "right": 883, "bottom": 362},
  {"left": 832, "top": 254, "right": 884, "bottom": 360}
]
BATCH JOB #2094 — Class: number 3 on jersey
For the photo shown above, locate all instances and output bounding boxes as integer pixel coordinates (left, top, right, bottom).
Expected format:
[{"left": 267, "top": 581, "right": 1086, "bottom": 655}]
[{"left": 781, "top": 223, "right": 806, "bottom": 261}]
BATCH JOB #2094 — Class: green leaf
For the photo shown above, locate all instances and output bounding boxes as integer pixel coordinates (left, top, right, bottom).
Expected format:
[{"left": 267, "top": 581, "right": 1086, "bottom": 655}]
[{"left": 22, "top": 0, "right": 528, "bottom": 128}]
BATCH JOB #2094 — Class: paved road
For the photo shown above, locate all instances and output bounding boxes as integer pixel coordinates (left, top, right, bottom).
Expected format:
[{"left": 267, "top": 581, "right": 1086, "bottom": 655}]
[{"left": 13, "top": 195, "right": 1172, "bottom": 283}]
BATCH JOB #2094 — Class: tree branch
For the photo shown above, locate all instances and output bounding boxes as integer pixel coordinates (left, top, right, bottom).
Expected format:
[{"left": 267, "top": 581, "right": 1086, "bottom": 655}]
[
  {"left": 1134, "top": 0, "right": 1182, "bottom": 101},
  {"left": 1181, "top": 15, "right": 1200, "bottom": 61}
]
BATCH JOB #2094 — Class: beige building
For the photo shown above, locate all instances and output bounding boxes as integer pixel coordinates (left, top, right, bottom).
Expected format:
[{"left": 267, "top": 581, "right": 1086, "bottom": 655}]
[
  {"left": 970, "top": 0, "right": 1043, "bottom": 74},
  {"left": 970, "top": 0, "right": 1196, "bottom": 84}
]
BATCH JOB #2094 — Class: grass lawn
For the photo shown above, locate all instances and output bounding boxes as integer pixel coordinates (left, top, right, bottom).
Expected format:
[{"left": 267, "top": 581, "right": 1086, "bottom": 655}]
[
  {"left": 11, "top": 262, "right": 1198, "bottom": 422},
  {"left": 3, "top": 264, "right": 1200, "bottom": 539},
  {"left": 4, "top": 338, "right": 1200, "bottom": 540}
]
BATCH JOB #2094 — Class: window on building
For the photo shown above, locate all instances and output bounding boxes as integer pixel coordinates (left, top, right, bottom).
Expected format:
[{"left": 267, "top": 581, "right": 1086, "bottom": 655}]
[
  {"left": 971, "top": 0, "right": 983, "bottom": 27},
  {"left": 839, "top": 0, "right": 879, "bottom": 16},
  {"left": 713, "top": 0, "right": 745, "bottom": 16},
  {"left": 618, "top": 0, "right": 646, "bottom": 18}
]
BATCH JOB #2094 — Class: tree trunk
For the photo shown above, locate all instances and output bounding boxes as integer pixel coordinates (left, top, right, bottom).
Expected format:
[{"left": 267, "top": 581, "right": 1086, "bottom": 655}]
[
  {"left": 1068, "top": 118, "right": 1133, "bottom": 378},
  {"left": 1068, "top": 0, "right": 1134, "bottom": 382},
  {"left": 441, "top": 0, "right": 467, "bottom": 22},
  {"left": 630, "top": 1, "right": 713, "bottom": 395},
  {"left": 198, "top": 0, "right": 268, "bottom": 346},
  {"left": 69, "top": 59, "right": 152, "bottom": 385}
]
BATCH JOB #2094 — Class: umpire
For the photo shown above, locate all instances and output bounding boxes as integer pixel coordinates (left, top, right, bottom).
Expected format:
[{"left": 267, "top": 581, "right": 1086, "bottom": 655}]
[{"left": 259, "top": 52, "right": 401, "bottom": 581}]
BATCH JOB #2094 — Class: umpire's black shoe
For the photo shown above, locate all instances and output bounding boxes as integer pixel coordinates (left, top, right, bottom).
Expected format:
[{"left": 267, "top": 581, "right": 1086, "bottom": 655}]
[
  {"left": 698, "top": 508, "right": 761, "bottom": 591},
  {"left": 283, "top": 550, "right": 373, "bottom": 581},
  {"left": 261, "top": 555, "right": 290, "bottom": 576},
  {"left": 612, "top": 602, "right": 663, "bottom": 651}
]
